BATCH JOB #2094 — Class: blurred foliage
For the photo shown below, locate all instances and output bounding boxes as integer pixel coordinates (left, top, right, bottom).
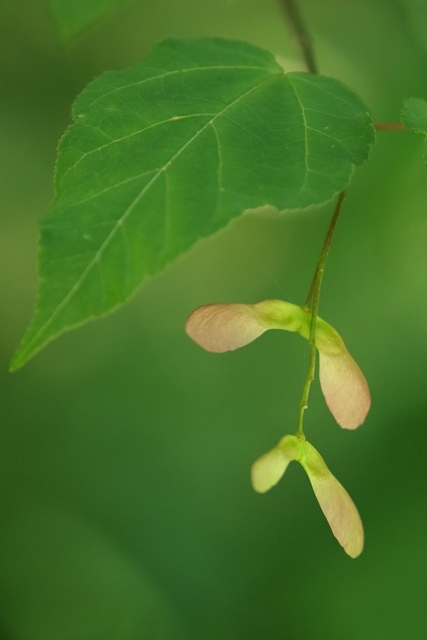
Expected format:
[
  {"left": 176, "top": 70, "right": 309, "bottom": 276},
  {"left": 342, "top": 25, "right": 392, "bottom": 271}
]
[
  {"left": 397, "top": 0, "right": 427, "bottom": 55},
  {"left": 49, "top": 0, "right": 127, "bottom": 41},
  {"left": 1, "top": 0, "right": 427, "bottom": 638}
]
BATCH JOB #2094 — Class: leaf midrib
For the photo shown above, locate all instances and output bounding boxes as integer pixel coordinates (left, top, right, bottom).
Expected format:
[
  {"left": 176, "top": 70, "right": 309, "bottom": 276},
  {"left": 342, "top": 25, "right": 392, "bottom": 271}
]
[
  {"left": 25, "top": 73, "right": 280, "bottom": 358},
  {"left": 59, "top": 114, "right": 217, "bottom": 188}
]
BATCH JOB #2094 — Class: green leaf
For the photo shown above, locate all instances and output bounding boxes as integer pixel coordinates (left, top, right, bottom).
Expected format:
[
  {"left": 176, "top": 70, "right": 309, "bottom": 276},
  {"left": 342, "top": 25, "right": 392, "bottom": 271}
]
[
  {"left": 401, "top": 97, "right": 427, "bottom": 172},
  {"left": 401, "top": 97, "right": 427, "bottom": 134},
  {"left": 10, "top": 38, "right": 375, "bottom": 370},
  {"left": 49, "top": 0, "right": 125, "bottom": 41}
]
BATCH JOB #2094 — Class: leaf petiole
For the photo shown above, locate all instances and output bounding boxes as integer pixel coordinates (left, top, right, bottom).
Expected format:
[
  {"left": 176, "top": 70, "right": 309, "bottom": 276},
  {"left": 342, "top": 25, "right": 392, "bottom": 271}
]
[{"left": 374, "top": 122, "right": 405, "bottom": 131}]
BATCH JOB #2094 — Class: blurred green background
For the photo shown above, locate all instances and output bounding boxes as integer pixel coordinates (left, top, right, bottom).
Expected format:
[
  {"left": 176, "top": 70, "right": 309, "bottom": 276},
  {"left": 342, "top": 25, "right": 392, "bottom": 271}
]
[{"left": 1, "top": 0, "right": 427, "bottom": 638}]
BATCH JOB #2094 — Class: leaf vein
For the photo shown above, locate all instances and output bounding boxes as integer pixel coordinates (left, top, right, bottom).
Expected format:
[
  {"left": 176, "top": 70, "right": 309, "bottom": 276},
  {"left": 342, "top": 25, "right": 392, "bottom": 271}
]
[
  {"left": 287, "top": 76, "right": 310, "bottom": 200},
  {"left": 25, "top": 75, "right": 276, "bottom": 354},
  {"left": 60, "top": 114, "right": 215, "bottom": 186},
  {"left": 211, "top": 122, "right": 224, "bottom": 218},
  {"left": 85, "top": 65, "right": 276, "bottom": 110}
]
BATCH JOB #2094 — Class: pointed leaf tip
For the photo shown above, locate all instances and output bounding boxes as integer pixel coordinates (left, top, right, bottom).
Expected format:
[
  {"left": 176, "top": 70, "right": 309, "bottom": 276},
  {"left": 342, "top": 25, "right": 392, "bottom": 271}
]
[{"left": 301, "top": 442, "right": 364, "bottom": 558}]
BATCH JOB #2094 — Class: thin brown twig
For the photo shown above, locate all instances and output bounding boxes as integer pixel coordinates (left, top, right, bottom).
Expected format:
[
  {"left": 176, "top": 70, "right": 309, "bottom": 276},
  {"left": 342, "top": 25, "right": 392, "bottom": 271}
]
[
  {"left": 278, "top": 0, "right": 318, "bottom": 74},
  {"left": 374, "top": 122, "right": 406, "bottom": 131}
]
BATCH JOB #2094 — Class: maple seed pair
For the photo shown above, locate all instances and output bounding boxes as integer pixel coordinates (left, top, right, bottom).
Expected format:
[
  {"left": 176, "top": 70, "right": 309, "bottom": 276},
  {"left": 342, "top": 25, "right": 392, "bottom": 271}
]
[
  {"left": 185, "top": 300, "right": 370, "bottom": 430},
  {"left": 251, "top": 435, "right": 364, "bottom": 558},
  {"left": 185, "top": 300, "right": 371, "bottom": 558}
]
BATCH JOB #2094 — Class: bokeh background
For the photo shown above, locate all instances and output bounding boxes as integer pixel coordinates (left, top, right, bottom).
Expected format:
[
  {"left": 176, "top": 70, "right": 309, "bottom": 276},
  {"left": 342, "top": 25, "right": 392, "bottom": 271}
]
[{"left": 1, "top": 0, "right": 427, "bottom": 638}]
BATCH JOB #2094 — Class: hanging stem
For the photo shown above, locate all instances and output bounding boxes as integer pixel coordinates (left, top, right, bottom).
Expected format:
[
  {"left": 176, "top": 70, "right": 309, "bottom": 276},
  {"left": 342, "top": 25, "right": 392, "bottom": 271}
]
[
  {"left": 278, "top": 0, "right": 318, "bottom": 74},
  {"left": 295, "top": 192, "right": 346, "bottom": 437},
  {"left": 278, "top": 0, "right": 345, "bottom": 436}
]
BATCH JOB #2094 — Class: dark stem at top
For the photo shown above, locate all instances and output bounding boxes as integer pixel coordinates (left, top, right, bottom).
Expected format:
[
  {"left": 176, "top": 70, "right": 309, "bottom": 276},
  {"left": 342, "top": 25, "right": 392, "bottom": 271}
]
[{"left": 279, "top": 0, "right": 318, "bottom": 74}]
